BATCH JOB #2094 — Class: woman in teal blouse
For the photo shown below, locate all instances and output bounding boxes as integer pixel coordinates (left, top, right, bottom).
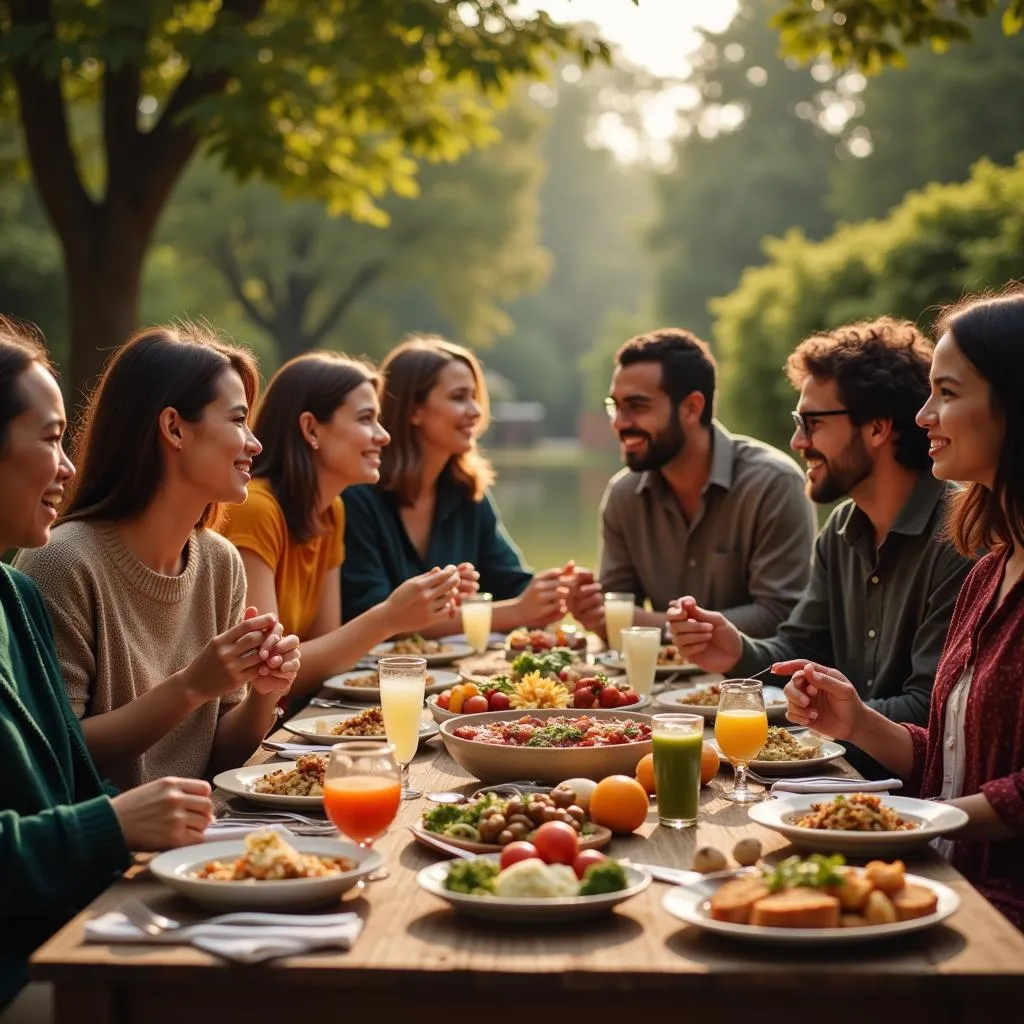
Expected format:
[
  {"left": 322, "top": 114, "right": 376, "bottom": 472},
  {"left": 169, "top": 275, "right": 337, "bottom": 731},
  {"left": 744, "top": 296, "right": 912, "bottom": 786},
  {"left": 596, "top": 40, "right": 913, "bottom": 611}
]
[
  {"left": 342, "top": 336, "right": 569, "bottom": 632},
  {"left": 0, "top": 318, "right": 215, "bottom": 1009}
]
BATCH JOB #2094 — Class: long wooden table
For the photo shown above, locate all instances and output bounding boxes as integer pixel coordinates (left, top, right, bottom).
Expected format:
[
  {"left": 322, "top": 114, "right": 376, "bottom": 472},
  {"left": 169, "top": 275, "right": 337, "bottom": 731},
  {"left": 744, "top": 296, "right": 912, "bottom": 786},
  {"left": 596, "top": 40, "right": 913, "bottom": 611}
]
[{"left": 31, "top": 662, "right": 1024, "bottom": 1024}]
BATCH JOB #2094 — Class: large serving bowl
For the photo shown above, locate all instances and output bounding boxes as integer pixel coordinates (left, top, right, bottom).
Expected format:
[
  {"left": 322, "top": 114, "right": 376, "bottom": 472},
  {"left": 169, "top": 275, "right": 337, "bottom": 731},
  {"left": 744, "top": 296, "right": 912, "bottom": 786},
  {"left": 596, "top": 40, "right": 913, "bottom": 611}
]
[{"left": 438, "top": 707, "right": 653, "bottom": 785}]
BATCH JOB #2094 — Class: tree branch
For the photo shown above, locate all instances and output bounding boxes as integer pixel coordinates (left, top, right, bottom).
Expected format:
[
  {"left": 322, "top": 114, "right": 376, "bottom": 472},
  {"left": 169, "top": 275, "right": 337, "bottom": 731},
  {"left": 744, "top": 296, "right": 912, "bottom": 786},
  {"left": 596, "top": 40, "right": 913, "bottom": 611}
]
[
  {"left": 207, "top": 236, "right": 276, "bottom": 337},
  {"left": 8, "top": 0, "right": 94, "bottom": 252},
  {"left": 103, "top": 10, "right": 147, "bottom": 200}
]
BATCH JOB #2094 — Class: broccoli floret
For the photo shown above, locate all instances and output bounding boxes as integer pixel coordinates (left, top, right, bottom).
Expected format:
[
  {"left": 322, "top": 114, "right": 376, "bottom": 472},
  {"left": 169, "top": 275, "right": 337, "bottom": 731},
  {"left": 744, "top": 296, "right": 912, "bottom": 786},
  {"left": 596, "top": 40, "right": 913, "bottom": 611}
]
[
  {"left": 578, "top": 860, "right": 629, "bottom": 896},
  {"left": 443, "top": 859, "right": 500, "bottom": 895},
  {"left": 421, "top": 804, "right": 464, "bottom": 834}
]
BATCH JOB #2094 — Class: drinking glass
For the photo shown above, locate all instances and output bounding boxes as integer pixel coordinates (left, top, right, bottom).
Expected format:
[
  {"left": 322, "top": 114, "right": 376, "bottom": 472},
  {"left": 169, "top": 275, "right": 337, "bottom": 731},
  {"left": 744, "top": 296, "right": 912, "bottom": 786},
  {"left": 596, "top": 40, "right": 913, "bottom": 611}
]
[
  {"left": 377, "top": 655, "right": 427, "bottom": 799},
  {"left": 461, "top": 592, "right": 493, "bottom": 654},
  {"left": 620, "top": 626, "right": 662, "bottom": 697},
  {"left": 324, "top": 741, "right": 401, "bottom": 880},
  {"left": 603, "top": 592, "right": 635, "bottom": 652},
  {"left": 651, "top": 714, "right": 704, "bottom": 828},
  {"left": 714, "top": 679, "right": 769, "bottom": 804}
]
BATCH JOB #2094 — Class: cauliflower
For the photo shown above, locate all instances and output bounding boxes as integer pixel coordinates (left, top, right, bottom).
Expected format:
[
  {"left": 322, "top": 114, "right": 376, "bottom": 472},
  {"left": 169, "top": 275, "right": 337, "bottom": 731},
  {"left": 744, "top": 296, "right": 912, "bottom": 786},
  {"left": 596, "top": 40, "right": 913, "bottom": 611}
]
[{"left": 493, "top": 858, "right": 580, "bottom": 898}]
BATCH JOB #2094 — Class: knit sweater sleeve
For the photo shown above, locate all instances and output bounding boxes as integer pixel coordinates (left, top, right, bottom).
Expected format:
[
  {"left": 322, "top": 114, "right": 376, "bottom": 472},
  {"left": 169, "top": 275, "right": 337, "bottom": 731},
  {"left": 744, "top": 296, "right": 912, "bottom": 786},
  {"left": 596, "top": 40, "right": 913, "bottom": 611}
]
[{"left": 211, "top": 531, "right": 249, "bottom": 710}]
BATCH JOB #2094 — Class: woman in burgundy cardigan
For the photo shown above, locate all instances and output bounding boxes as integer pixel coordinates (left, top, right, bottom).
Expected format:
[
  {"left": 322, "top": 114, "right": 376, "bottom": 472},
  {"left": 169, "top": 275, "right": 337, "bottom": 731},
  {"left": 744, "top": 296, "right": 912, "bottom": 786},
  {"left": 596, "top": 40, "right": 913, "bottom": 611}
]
[{"left": 784, "top": 287, "right": 1024, "bottom": 928}]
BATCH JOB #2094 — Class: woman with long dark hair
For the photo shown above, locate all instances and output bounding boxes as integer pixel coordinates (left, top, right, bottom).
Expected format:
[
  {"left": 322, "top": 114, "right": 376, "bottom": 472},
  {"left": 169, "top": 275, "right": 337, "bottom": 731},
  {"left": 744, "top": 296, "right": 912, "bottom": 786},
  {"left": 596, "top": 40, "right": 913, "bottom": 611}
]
[
  {"left": 784, "top": 288, "right": 1024, "bottom": 927},
  {"left": 16, "top": 323, "right": 300, "bottom": 790},
  {"left": 0, "top": 317, "right": 214, "bottom": 1010},
  {"left": 218, "top": 351, "right": 461, "bottom": 697},
  {"left": 342, "top": 335, "right": 568, "bottom": 632}
]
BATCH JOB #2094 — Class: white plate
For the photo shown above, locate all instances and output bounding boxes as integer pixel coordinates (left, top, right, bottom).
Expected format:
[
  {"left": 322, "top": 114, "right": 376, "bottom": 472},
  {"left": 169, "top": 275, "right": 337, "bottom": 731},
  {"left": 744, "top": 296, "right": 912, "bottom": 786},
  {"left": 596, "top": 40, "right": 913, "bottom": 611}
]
[
  {"left": 661, "top": 870, "right": 959, "bottom": 944},
  {"left": 322, "top": 668, "right": 460, "bottom": 702},
  {"left": 150, "top": 838, "right": 382, "bottom": 910},
  {"left": 417, "top": 854, "right": 651, "bottom": 922},
  {"left": 370, "top": 638, "right": 473, "bottom": 666},
  {"left": 654, "top": 684, "right": 789, "bottom": 721},
  {"left": 446, "top": 632, "right": 507, "bottom": 650},
  {"left": 426, "top": 691, "right": 650, "bottom": 724},
  {"left": 709, "top": 732, "right": 847, "bottom": 776},
  {"left": 212, "top": 762, "right": 326, "bottom": 809},
  {"left": 595, "top": 650, "right": 702, "bottom": 677},
  {"left": 747, "top": 793, "right": 970, "bottom": 856},
  {"left": 282, "top": 712, "right": 439, "bottom": 746}
]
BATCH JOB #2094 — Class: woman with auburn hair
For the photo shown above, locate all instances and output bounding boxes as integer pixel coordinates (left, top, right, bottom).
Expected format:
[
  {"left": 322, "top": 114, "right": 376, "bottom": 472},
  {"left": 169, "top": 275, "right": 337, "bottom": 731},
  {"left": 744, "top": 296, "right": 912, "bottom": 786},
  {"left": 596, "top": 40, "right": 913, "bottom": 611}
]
[
  {"left": 784, "top": 288, "right": 1024, "bottom": 927},
  {"left": 15, "top": 322, "right": 300, "bottom": 791},
  {"left": 341, "top": 335, "right": 568, "bottom": 633},
  {"left": 0, "top": 318, "right": 215, "bottom": 1011},
  {"left": 218, "top": 351, "right": 460, "bottom": 698}
]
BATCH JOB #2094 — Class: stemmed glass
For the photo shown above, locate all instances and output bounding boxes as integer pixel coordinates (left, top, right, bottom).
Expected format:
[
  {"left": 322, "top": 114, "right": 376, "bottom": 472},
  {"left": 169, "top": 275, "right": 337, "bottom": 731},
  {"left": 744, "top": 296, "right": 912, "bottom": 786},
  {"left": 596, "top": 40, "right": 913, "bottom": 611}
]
[
  {"left": 377, "top": 655, "right": 427, "bottom": 799},
  {"left": 714, "top": 679, "right": 769, "bottom": 803},
  {"left": 323, "top": 741, "right": 401, "bottom": 880}
]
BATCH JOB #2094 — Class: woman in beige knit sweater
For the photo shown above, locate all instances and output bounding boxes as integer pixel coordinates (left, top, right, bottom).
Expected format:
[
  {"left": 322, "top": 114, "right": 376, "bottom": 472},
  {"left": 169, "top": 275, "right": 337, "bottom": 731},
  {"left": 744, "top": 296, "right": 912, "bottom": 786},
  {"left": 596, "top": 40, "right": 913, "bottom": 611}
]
[{"left": 15, "top": 323, "right": 301, "bottom": 790}]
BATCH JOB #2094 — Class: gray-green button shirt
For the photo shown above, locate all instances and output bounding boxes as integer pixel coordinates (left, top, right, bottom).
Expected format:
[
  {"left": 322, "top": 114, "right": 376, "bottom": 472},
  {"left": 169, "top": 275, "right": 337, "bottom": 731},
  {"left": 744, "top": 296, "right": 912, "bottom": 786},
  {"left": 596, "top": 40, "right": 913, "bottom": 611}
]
[
  {"left": 735, "top": 473, "right": 972, "bottom": 726},
  {"left": 598, "top": 422, "right": 816, "bottom": 637}
]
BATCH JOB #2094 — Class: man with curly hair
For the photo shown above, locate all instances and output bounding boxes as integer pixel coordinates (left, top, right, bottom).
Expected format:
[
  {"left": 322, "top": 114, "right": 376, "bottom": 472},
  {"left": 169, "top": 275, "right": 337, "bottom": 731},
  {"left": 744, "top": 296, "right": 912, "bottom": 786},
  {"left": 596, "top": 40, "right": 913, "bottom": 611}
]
[{"left": 667, "top": 318, "right": 972, "bottom": 774}]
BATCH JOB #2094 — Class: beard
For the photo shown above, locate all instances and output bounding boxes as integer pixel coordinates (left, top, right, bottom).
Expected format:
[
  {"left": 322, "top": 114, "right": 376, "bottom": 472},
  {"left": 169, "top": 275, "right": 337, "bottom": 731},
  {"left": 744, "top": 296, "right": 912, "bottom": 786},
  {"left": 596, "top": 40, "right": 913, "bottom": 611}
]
[
  {"left": 620, "top": 417, "right": 685, "bottom": 472},
  {"left": 805, "top": 434, "right": 873, "bottom": 504}
]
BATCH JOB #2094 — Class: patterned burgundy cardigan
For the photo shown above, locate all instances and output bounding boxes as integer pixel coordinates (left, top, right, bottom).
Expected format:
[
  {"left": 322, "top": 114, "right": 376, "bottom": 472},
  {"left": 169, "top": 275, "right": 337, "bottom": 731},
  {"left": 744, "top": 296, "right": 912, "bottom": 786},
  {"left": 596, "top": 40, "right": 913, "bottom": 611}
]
[{"left": 904, "top": 547, "right": 1024, "bottom": 928}]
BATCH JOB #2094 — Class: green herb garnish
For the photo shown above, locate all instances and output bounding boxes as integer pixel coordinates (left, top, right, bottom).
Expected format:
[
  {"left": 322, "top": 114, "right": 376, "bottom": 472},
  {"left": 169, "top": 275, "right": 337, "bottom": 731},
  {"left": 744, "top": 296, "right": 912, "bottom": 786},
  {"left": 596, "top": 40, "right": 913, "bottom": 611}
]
[{"left": 762, "top": 854, "right": 847, "bottom": 893}]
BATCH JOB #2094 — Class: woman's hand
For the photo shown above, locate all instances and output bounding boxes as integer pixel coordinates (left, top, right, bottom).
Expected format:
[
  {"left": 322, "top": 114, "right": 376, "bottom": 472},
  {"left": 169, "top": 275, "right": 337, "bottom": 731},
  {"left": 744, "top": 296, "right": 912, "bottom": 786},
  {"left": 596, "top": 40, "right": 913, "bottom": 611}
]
[
  {"left": 384, "top": 565, "right": 462, "bottom": 633},
  {"left": 778, "top": 660, "right": 866, "bottom": 741},
  {"left": 456, "top": 562, "right": 480, "bottom": 600},
  {"left": 666, "top": 597, "right": 742, "bottom": 672},
  {"left": 177, "top": 611, "right": 280, "bottom": 706},
  {"left": 250, "top": 614, "right": 301, "bottom": 697},
  {"left": 561, "top": 565, "right": 604, "bottom": 633},
  {"left": 111, "top": 777, "right": 213, "bottom": 850},
  {"left": 513, "top": 567, "right": 567, "bottom": 627}
]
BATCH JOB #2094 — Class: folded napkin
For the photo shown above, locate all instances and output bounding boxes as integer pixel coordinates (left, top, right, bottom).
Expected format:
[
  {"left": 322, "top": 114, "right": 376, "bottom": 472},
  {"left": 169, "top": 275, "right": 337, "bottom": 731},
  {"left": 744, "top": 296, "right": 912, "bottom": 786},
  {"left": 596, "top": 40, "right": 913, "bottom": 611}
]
[
  {"left": 85, "top": 910, "right": 363, "bottom": 963},
  {"left": 201, "top": 823, "right": 296, "bottom": 843},
  {"left": 771, "top": 777, "right": 904, "bottom": 795}
]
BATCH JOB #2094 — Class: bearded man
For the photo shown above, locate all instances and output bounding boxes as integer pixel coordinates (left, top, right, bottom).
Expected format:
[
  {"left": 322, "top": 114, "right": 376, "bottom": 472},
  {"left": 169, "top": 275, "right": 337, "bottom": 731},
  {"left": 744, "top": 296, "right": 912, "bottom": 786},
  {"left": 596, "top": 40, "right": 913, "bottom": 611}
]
[
  {"left": 568, "top": 327, "right": 814, "bottom": 639},
  {"left": 667, "top": 318, "right": 973, "bottom": 756}
]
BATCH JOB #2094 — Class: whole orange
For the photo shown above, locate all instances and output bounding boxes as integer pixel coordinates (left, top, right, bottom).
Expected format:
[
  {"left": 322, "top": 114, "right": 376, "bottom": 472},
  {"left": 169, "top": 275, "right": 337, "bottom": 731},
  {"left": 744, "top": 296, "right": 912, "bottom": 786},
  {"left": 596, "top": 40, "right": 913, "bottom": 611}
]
[
  {"left": 589, "top": 774, "right": 650, "bottom": 834},
  {"left": 700, "top": 742, "right": 720, "bottom": 786},
  {"left": 635, "top": 753, "right": 656, "bottom": 796}
]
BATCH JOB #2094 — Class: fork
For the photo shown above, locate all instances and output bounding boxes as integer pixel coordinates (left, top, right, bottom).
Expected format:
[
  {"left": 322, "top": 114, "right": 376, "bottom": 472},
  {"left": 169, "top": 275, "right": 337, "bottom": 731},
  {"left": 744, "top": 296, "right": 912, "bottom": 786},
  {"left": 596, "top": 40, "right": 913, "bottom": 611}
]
[
  {"left": 308, "top": 697, "right": 367, "bottom": 710},
  {"left": 118, "top": 899, "right": 356, "bottom": 936}
]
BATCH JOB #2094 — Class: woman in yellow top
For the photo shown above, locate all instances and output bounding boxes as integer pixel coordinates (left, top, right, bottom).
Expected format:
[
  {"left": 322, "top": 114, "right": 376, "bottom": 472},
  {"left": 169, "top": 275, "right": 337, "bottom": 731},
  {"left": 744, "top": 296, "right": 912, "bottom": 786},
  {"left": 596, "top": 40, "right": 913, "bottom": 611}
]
[{"left": 219, "top": 351, "right": 462, "bottom": 698}]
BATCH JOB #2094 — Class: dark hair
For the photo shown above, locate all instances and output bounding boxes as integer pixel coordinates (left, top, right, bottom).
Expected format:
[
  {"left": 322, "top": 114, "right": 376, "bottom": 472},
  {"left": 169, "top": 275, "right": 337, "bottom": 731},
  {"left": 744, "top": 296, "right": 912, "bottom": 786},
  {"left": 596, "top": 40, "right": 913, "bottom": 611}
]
[
  {"left": 378, "top": 335, "right": 494, "bottom": 505},
  {"left": 615, "top": 328, "right": 717, "bottom": 427},
  {"left": 61, "top": 321, "right": 260, "bottom": 530},
  {"left": 0, "top": 316, "right": 53, "bottom": 454},
  {"left": 937, "top": 288, "right": 1024, "bottom": 556},
  {"left": 253, "top": 351, "right": 379, "bottom": 543},
  {"left": 786, "top": 317, "right": 933, "bottom": 471}
]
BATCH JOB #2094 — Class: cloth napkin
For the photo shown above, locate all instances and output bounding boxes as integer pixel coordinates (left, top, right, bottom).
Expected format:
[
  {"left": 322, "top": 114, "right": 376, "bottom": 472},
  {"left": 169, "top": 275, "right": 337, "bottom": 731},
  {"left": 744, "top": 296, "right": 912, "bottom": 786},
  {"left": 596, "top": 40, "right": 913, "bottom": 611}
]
[
  {"left": 771, "top": 777, "right": 904, "bottom": 795},
  {"left": 201, "top": 823, "right": 296, "bottom": 843},
  {"left": 85, "top": 910, "right": 363, "bottom": 963}
]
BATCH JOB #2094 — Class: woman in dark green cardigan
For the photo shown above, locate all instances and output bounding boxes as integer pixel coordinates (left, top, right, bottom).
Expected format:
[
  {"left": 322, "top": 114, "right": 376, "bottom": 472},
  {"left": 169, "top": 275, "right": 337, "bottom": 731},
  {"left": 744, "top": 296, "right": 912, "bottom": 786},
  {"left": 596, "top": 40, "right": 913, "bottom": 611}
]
[{"left": 0, "top": 319, "right": 215, "bottom": 1009}]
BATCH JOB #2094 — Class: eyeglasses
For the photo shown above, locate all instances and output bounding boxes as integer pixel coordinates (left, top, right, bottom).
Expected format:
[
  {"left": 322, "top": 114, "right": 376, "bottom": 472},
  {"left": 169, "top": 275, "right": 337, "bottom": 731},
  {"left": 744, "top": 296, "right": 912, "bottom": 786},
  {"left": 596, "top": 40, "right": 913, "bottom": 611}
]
[
  {"left": 791, "top": 408, "right": 853, "bottom": 438},
  {"left": 603, "top": 396, "right": 653, "bottom": 420}
]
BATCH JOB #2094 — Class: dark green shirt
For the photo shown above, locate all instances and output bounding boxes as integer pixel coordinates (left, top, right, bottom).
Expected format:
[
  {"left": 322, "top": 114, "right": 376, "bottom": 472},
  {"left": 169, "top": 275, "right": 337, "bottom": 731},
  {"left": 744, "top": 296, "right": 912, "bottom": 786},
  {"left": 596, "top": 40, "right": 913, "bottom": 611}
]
[
  {"left": 341, "top": 472, "right": 532, "bottom": 622},
  {"left": 0, "top": 565, "right": 130, "bottom": 1009},
  {"left": 736, "top": 474, "right": 972, "bottom": 727}
]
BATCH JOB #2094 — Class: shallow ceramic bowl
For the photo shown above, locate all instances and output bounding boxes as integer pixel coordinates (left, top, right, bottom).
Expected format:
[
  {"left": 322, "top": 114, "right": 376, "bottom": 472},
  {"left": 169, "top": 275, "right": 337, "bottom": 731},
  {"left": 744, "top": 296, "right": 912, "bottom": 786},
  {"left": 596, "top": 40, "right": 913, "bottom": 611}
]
[{"left": 438, "top": 707, "right": 653, "bottom": 785}]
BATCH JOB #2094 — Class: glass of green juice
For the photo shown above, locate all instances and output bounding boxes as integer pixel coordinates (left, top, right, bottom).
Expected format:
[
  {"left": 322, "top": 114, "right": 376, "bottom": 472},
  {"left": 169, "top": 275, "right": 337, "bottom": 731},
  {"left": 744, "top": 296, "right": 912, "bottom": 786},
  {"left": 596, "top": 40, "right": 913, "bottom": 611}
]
[{"left": 651, "top": 713, "right": 704, "bottom": 829}]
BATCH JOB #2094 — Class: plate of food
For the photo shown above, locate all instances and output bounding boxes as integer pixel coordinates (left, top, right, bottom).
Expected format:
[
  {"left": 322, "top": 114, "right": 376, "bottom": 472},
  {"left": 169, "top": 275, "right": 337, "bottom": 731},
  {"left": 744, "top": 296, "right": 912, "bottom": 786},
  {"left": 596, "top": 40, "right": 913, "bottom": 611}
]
[
  {"left": 661, "top": 853, "right": 959, "bottom": 944},
  {"left": 427, "top": 674, "right": 647, "bottom": 723},
  {"left": 282, "top": 707, "right": 439, "bottom": 746},
  {"left": 439, "top": 707, "right": 653, "bottom": 784},
  {"left": 505, "top": 625, "right": 588, "bottom": 657},
  {"left": 370, "top": 635, "right": 473, "bottom": 666},
  {"left": 149, "top": 831, "right": 383, "bottom": 910},
  {"left": 462, "top": 647, "right": 591, "bottom": 687},
  {"left": 654, "top": 683, "right": 789, "bottom": 721},
  {"left": 596, "top": 644, "right": 702, "bottom": 677},
  {"left": 747, "top": 793, "right": 969, "bottom": 856},
  {"left": 710, "top": 726, "right": 846, "bottom": 776},
  {"left": 213, "top": 755, "right": 328, "bottom": 809},
  {"left": 413, "top": 786, "right": 613, "bottom": 854},
  {"left": 417, "top": 848, "right": 650, "bottom": 923},
  {"left": 322, "top": 668, "right": 459, "bottom": 701}
]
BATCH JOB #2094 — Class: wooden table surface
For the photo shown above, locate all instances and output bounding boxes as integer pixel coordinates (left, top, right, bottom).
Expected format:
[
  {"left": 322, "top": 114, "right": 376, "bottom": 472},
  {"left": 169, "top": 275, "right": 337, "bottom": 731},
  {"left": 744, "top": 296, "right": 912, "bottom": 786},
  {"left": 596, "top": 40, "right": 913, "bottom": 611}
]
[{"left": 30, "top": 656, "right": 1024, "bottom": 1024}]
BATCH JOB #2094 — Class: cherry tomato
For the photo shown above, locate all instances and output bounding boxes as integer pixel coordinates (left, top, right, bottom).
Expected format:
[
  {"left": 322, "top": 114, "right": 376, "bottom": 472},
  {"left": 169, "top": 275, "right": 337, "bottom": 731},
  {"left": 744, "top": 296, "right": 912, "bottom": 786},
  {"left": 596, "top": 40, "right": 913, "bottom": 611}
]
[
  {"left": 436, "top": 690, "right": 451, "bottom": 710},
  {"left": 572, "top": 849, "right": 607, "bottom": 880},
  {"left": 573, "top": 688, "right": 596, "bottom": 709},
  {"left": 532, "top": 821, "right": 580, "bottom": 865},
  {"left": 599, "top": 686, "right": 622, "bottom": 708},
  {"left": 463, "top": 694, "right": 489, "bottom": 714},
  {"left": 499, "top": 841, "right": 540, "bottom": 870},
  {"left": 620, "top": 689, "right": 640, "bottom": 706},
  {"left": 488, "top": 691, "right": 511, "bottom": 711},
  {"left": 576, "top": 676, "right": 599, "bottom": 689}
]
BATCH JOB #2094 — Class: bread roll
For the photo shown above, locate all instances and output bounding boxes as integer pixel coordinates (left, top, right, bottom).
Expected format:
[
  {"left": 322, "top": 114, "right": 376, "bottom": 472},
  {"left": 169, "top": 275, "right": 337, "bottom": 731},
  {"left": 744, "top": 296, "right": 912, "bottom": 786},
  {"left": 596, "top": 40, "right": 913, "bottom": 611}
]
[
  {"left": 709, "top": 879, "right": 771, "bottom": 924},
  {"left": 890, "top": 883, "right": 938, "bottom": 921},
  {"left": 865, "top": 859, "right": 906, "bottom": 893},
  {"left": 748, "top": 888, "right": 840, "bottom": 929},
  {"left": 834, "top": 871, "right": 874, "bottom": 911}
]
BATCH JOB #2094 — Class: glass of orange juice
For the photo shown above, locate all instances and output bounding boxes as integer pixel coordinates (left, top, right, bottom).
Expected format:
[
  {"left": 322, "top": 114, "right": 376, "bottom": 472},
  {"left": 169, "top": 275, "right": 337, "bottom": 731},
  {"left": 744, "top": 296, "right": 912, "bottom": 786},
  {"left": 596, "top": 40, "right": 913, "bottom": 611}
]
[
  {"left": 714, "top": 679, "right": 769, "bottom": 804},
  {"left": 324, "top": 741, "right": 402, "bottom": 881}
]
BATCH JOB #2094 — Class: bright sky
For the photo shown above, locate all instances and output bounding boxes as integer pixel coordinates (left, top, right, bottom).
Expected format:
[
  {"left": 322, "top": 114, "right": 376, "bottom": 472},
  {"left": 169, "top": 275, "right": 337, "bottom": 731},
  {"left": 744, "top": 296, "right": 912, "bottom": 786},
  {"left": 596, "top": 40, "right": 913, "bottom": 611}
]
[{"left": 516, "top": 0, "right": 740, "bottom": 77}]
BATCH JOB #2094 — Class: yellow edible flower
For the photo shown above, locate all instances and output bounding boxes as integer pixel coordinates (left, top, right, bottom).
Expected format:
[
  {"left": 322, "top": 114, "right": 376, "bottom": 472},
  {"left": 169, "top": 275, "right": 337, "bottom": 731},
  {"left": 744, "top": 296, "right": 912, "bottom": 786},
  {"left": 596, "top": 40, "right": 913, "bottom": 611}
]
[{"left": 509, "top": 671, "right": 571, "bottom": 709}]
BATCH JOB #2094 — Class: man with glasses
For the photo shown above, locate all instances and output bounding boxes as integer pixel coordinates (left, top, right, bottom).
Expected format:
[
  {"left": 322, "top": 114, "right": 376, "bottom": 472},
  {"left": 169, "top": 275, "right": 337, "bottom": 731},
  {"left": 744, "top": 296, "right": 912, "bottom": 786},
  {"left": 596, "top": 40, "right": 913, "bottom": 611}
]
[
  {"left": 668, "top": 317, "right": 972, "bottom": 770},
  {"left": 566, "top": 327, "right": 814, "bottom": 639}
]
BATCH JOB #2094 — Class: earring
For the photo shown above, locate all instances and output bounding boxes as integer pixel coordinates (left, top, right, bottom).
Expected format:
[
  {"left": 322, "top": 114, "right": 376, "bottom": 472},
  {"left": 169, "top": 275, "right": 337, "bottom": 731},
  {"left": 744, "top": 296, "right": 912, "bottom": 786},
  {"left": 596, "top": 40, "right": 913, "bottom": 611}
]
[{"left": 311, "top": 440, "right": 319, "bottom": 451}]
